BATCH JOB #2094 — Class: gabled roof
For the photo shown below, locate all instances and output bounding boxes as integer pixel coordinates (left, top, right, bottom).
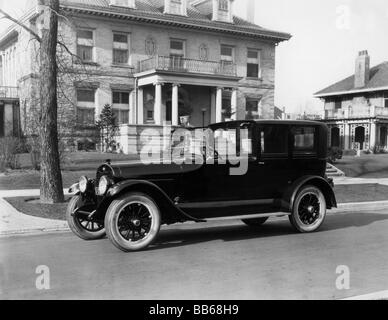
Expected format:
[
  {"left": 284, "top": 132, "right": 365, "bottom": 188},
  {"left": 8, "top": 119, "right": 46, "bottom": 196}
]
[
  {"left": 60, "top": 0, "right": 291, "bottom": 42},
  {"left": 315, "top": 62, "right": 388, "bottom": 98}
]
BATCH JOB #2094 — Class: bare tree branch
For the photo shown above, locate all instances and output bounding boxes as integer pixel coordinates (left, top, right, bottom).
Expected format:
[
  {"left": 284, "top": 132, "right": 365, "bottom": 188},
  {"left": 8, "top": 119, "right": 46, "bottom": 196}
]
[{"left": 0, "top": 8, "right": 42, "bottom": 42}]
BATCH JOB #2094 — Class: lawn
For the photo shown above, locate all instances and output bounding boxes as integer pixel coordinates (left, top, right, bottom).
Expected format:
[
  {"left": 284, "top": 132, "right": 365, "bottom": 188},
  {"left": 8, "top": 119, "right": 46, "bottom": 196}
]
[
  {"left": 335, "top": 154, "right": 388, "bottom": 178},
  {"left": 5, "top": 184, "right": 388, "bottom": 221},
  {"left": 0, "top": 151, "right": 140, "bottom": 190}
]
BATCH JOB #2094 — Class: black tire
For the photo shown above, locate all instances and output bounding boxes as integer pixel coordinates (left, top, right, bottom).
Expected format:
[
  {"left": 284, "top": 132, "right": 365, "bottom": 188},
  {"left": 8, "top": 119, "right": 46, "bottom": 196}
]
[
  {"left": 242, "top": 217, "right": 269, "bottom": 227},
  {"left": 289, "top": 185, "right": 327, "bottom": 233},
  {"left": 66, "top": 195, "right": 106, "bottom": 240},
  {"left": 105, "top": 193, "right": 161, "bottom": 252}
]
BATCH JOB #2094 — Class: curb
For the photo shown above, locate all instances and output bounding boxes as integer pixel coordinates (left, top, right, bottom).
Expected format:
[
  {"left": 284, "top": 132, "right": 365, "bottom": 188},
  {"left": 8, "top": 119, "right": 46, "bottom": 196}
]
[{"left": 1, "top": 200, "right": 388, "bottom": 237}]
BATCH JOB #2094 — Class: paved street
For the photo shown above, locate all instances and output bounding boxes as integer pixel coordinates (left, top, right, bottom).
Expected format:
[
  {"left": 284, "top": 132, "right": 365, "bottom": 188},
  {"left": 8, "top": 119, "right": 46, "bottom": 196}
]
[{"left": 1, "top": 209, "right": 388, "bottom": 300}]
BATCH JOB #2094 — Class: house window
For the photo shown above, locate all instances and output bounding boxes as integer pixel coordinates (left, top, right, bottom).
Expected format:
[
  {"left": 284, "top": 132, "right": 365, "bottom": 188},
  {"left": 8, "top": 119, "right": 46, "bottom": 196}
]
[
  {"left": 110, "top": 0, "right": 135, "bottom": 8},
  {"left": 170, "top": 39, "right": 185, "bottom": 69},
  {"left": 77, "top": 88, "right": 95, "bottom": 125},
  {"left": 384, "top": 93, "right": 388, "bottom": 108},
  {"left": 77, "top": 29, "right": 94, "bottom": 63},
  {"left": 112, "top": 109, "right": 129, "bottom": 125},
  {"left": 77, "top": 89, "right": 95, "bottom": 103},
  {"left": 0, "top": 104, "right": 4, "bottom": 137},
  {"left": 219, "top": 0, "right": 229, "bottom": 11},
  {"left": 246, "top": 99, "right": 259, "bottom": 120},
  {"left": 112, "top": 91, "right": 130, "bottom": 125},
  {"left": 147, "top": 110, "right": 154, "bottom": 121},
  {"left": 334, "top": 99, "right": 342, "bottom": 109},
  {"left": 112, "top": 91, "right": 129, "bottom": 104},
  {"left": 113, "top": 33, "right": 129, "bottom": 65},
  {"left": 247, "top": 49, "right": 261, "bottom": 78},
  {"left": 220, "top": 45, "right": 234, "bottom": 63},
  {"left": 77, "top": 108, "right": 95, "bottom": 125}
]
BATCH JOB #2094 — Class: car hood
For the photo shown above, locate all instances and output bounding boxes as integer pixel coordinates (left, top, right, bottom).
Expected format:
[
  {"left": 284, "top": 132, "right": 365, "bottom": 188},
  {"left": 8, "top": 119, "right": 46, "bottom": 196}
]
[{"left": 97, "top": 161, "right": 202, "bottom": 180}]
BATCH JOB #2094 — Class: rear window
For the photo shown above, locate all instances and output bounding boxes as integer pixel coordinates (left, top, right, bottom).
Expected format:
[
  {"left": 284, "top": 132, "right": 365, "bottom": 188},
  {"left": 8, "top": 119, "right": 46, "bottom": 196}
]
[
  {"left": 260, "top": 126, "right": 288, "bottom": 157},
  {"left": 292, "top": 126, "right": 317, "bottom": 154}
]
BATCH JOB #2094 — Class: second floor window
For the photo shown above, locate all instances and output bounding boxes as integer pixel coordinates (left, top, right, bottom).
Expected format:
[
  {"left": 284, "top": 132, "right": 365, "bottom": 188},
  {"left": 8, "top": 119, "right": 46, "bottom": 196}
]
[
  {"left": 384, "top": 92, "right": 388, "bottom": 108},
  {"left": 247, "top": 49, "right": 260, "bottom": 78},
  {"left": 221, "top": 45, "right": 234, "bottom": 63},
  {"left": 334, "top": 99, "right": 342, "bottom": 109},
  {"left": 113, "top": 91, "right": 130, "bottom": 104},
  {"left": 113, "top": 33, "right": 129, "bottom": 65},
  {"left": 170, "top": 39, "right": 185, "bottom": 69},
  {"left": 77, "top": 29, "right": 94, "bottom": 63},
  {"left": 219, "top": 0, "right": 229, "bottom": 11}
]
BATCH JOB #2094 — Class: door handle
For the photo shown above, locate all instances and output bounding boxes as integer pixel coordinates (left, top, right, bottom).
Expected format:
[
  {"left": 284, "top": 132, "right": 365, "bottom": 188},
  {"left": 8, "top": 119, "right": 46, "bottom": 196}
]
[{"left": 258, "top": 162, "right": 265, "bottom": 165}]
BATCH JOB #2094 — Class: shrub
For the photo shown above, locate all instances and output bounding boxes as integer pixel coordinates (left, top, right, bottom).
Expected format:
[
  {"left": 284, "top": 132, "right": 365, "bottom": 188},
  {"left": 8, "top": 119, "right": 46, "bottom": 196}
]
[
  {"left": 0, "top": 137, "right": 22, "bottom": 171},
  {"left": 327, "top": 147, "right": 343, "bottom": 164}
]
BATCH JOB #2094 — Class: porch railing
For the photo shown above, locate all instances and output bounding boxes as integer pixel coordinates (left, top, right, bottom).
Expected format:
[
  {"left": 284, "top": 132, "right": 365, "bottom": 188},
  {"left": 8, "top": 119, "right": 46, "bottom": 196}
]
[
  {"left": 0, "top": 86, "right": 19, "bottom": 99},
  {"left": 325, "top": 106, "right": 388, "bottom": 119},
  {"left": 138, "top": 56, "right": 237, "bottom": 77}
]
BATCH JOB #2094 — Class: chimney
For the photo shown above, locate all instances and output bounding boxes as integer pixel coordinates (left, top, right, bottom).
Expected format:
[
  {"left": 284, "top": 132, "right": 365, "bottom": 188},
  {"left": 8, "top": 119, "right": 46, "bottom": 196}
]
[
  {"left": 247, "top": 0, "right": 255, "bottom": 23},
  {"left": 354, "top": 50, "right": 370, "bottom": 88}
]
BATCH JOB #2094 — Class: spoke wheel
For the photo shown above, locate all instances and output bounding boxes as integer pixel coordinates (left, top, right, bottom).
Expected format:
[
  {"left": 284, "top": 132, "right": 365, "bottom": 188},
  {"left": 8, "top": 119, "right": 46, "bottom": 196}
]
[
  {"left": 66, "top": 196, "right": 106, "bottom": 241},
  {"left": 289, "top": 185, "right": 327, "bottom": 233},
  {"left": 105, "top": 193, "right": 161, "bottom": 252}
]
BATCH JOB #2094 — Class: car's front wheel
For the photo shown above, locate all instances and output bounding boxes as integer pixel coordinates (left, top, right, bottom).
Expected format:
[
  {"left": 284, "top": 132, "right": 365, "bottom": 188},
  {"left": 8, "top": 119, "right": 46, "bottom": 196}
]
[
  {"left": 105, "top": 193, "right": 161, "bottom": 252},
  {"left": 242, "top": 217, "right": 269, "bottom": 227},
  {"left": 66, "top": 196, "right": 106, "bottom": 240},
  {"left": 289, "top": 185, "right": 327, "bottom": 233}
]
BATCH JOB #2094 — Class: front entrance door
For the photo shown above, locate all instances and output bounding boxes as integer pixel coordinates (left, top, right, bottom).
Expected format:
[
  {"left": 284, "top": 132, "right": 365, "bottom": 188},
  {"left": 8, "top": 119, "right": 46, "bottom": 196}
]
[
  {"left": 331, "top": 127, "right": 340, "bottom": 148},
  {"left": 355, "top": 126, "right": 366, "bottom": 150}
]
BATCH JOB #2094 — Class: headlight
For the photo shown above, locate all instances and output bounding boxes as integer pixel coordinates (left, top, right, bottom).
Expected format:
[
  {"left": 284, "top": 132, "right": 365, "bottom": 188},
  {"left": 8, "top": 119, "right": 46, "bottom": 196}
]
[
  {"left": 98, "top": 176, "right": 111, "bottom": 196},
  {"left": 79, "top": 176, "right": 89, "bottom": 193}
]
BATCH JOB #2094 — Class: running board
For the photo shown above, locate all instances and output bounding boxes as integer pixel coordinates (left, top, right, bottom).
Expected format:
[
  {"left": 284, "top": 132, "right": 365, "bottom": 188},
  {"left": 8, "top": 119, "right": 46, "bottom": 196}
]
[{"left": 204, "top": 212, "right": 291, "bottom": 222}]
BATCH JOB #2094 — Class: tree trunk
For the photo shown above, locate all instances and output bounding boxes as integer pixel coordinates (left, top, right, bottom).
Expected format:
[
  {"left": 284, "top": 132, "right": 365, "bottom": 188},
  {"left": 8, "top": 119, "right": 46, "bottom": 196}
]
[{"left": 39, "top": 0, "right": 64, "bottom": 204}]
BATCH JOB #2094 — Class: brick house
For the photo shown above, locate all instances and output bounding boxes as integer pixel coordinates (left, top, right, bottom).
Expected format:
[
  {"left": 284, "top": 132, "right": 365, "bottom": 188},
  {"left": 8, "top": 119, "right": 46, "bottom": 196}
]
[
  {"left": 315, "top": 51, "right": 388, "bottom": 152},
  {"left": 0, "top": 0, "right": 291, "bottom": 154}
]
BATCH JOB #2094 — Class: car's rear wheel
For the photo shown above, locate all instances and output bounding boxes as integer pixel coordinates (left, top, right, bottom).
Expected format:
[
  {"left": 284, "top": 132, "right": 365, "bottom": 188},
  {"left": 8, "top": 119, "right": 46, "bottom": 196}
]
[
  {"left": 242, "top": 217, "right": 269, "bottom": 227},
  {"left": 105, "top": 193, "right": 161, "bottom": 252},
  {"left": 66, "top": 195, "right": 106, "bottom": 240},
  {"left": 289, "top": 185, "right": 327, "bottom": 233}
]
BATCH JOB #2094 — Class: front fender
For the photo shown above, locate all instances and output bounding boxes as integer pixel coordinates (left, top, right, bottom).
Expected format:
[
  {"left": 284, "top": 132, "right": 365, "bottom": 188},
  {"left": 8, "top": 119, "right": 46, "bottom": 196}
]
[
  {"left": 281, "top": 176, "right": 337, "bottom": 212},
  {"left": 105, "top": 180, "right": 204, "bottom": 224}
]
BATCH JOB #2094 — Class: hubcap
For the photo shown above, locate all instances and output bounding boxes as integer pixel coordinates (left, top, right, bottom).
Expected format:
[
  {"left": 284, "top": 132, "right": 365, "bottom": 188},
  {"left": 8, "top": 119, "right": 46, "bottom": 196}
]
[
  {"left": 298, "top": 193, "right": 321, "bottom": 225},
  {"left": 117, "top": 203, "right": 152, "bottom": 242}
]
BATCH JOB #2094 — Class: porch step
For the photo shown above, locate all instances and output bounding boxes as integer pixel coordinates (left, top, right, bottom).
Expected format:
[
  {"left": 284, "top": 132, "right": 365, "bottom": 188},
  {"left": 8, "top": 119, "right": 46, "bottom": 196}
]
[{"left": 326, "top": 164, "right": 345, "bottom": 177}]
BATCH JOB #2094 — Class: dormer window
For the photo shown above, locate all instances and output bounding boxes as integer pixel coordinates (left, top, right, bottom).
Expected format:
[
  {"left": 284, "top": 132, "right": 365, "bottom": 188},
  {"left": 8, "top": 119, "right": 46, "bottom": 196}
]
[
  {"left": 212, "top": 0, "right": 233, "bottom": 23},
  {"left": 109, "top": 0, "right": 135, "bottom": 8},
  {"left": 219, "top": 0, "right": 229, "bottom": 11},
  {"left": 164, "top": 0, "right": 187, "bottom": 16}
]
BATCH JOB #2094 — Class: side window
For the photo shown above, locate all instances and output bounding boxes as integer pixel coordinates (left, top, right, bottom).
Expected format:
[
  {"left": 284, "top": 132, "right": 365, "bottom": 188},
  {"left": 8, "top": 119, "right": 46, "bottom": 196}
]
[
  {"left": 292, "top": 126, "right": 317, "bottom": 155},
  {"left": 260, "top": 126, "right": 288, "bottom": 157}
]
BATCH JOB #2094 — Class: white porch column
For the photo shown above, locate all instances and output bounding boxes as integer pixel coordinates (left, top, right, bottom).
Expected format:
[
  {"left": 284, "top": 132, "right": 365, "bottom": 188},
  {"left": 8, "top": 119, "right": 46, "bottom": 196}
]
[
  {"left": 154, "top": 82, "right": 163, "bottom": 125},
  {"left": 231, "top": 88, "right": 238, "bottom": 120},
  {"left": 370, "top": 121, "right": 377, "bottom": 150},
  {"left": 344, "top": 123, "right": 351, "bottom": 150},
  {"left": 129, "top": 90, "right": 135, "bottom": 124},
  {"left": 216, "top": 87, "right": 223, "bottom": 123},
  {"left": 137, "top": 87, "right": 144, "bottom": 125},
  {"left": 172, "top": 83, "right": 179, "bottom": 126}
]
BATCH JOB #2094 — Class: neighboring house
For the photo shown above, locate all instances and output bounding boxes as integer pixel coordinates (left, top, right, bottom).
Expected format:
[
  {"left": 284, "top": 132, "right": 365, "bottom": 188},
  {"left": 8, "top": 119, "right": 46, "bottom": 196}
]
[
  {"left": 315, "top": 50, "right": 388, "bottom": 151},
  {"left": 0, "top": 0, "right": 291, "bottom": 154}
]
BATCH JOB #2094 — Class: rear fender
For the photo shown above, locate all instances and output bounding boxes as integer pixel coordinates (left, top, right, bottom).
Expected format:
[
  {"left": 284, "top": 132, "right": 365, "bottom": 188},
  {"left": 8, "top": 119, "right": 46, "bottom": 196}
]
[{"left": 281, "top": 176, "right": 337, "bottom": 212}]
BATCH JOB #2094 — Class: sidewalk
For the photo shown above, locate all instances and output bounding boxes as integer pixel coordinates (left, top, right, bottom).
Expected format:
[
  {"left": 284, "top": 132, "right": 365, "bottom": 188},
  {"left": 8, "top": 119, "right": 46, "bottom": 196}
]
[
  {"left": 0, "top": 189, "right": 70, "bottom": 236},
  {"left": 1, "top": 178, "right": 388, "bottom": 236}
]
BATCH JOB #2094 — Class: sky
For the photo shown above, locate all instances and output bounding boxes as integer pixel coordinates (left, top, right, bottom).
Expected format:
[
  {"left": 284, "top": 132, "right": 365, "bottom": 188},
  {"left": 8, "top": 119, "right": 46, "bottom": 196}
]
[{"left": 1, "top": 0, "right": 388, "bottom": 115}]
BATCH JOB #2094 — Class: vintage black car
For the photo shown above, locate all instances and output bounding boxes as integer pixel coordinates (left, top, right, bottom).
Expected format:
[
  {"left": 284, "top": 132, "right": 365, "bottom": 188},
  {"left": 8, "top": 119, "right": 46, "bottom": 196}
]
[{"left": 67, "top": 120, "right": 337, "bottom": 252}]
